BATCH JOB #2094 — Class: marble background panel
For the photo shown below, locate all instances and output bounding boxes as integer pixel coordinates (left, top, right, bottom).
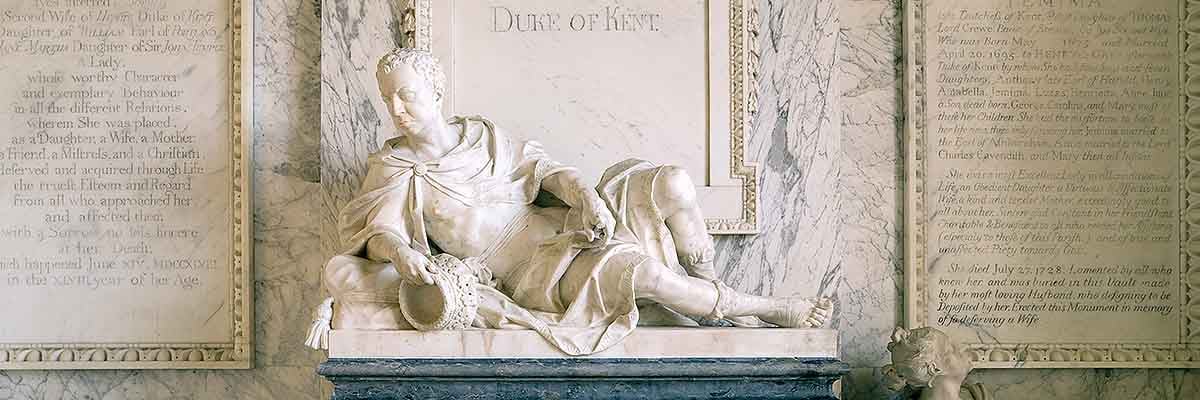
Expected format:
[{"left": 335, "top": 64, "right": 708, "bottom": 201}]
[
  {"left": 3, "top": 0, "right": 1199, "bottom": 399},
  {"left": 836, "top": 1, "right": 1200, "bottom": 399},
  {"left": 0, "top": 0, "right": 329, "bottom": 398}
]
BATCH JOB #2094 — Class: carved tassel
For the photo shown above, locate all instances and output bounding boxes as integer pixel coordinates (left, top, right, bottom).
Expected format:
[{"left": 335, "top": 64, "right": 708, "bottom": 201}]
[{"left": 304, "top": 297, "right": 335, "bottom": 350}]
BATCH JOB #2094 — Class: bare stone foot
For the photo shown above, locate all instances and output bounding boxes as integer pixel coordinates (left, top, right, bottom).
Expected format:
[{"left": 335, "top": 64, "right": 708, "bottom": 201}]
[{"left": 761, "top": 297, "right": 834, "bottom": 328}]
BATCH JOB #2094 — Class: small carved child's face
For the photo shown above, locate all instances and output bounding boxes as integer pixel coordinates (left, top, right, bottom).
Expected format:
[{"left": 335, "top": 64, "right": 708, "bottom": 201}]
[
  {"left": 887, "top": 327, "right": 974, "bottom": 388},
  {"left": 377, "top": 64, "right": 441, "bottom": 135}
]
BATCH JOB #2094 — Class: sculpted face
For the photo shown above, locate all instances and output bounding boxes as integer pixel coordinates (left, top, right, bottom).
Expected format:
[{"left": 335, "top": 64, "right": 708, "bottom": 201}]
[
  {"left": 377, "top": 64, "right": 442, "bottom": 136},
  {"left": 887, "top": 327, "right": 973, "bottom": 388}
]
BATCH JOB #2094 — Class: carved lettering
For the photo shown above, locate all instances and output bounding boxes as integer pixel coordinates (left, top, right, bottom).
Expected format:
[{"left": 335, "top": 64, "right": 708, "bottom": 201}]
[
  {"left": 920, "top": 0, "right": 1180, "bottom": 344},
  {"left": 0, "top": 0, "right": 233, "bottom": 345},
  {"left": 486, "top": 3, "right": 662, "bottom": 33}
]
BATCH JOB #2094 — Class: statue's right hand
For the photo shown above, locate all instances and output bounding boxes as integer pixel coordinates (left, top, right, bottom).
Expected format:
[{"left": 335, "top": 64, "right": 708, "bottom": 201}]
[{"left": 391, "top": 247, "right": 435, "bottom": 286}]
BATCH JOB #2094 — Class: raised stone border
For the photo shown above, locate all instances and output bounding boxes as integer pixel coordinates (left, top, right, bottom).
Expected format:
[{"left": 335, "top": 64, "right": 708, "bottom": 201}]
[{"left": 319, "top": 357, "right": 848, "bottom": 400}]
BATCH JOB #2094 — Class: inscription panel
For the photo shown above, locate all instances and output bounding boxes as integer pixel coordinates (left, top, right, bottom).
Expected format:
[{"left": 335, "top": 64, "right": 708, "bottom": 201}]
[
  {"left": 0, "top": 0, "right": 251, "bottom": 369},
  {"left": 904, "top": 0, "right": 1199, "bottom": 367},
  {"left": 414, "top": 0, "right": 760, "bottom": 233}
]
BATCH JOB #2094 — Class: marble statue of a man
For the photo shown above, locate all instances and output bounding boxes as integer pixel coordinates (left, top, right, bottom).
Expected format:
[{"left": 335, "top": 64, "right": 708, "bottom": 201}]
[{"left": 316, "top": 48, "right": 832, "bottom": 356}]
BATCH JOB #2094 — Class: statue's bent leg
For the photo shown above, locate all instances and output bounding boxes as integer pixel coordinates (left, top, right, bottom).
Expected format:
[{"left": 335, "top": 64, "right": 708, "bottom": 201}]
[
  {"left": 651, "top": 166, "right": 718, "bottom": 280},
  {"left": 632, "top": 257, "right": 832, "bottom": 328},
  {"left": 323, "top": 255, "right": 413, "bottom": 330}
]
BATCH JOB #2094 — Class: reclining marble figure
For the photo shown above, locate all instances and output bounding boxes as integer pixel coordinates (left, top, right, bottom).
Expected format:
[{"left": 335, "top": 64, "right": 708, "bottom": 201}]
[{"left": 310, "top": 48, "right": 833, "bottom": 355}]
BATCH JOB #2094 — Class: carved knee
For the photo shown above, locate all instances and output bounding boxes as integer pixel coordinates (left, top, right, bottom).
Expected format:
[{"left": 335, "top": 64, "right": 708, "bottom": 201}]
[
  {"left": 324, "top": 255, "right": 367, "bottom": 295},
  {"left": 632, "top": 259, "right": 671, "bottom": 299},
  {"left": 324, "top": 255, "right": 402, "bottom": 295},
  {"left": 653, "top": 166, "right": 698, "bottom": 214}
]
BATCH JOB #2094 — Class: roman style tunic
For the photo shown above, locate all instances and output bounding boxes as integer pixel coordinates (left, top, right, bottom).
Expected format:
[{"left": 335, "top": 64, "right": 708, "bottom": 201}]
[{"left": 334, "top": 116, "right": 681, "bottom": 355}]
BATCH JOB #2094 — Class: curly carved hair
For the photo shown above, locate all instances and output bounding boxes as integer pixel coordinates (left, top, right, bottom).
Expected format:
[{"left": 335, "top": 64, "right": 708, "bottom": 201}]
[
  {"left": 377, "top": 48, "right": 446, "bottom": 100},
  {"left": 886, "top": 327, "right": 952, "bottom": 388}
]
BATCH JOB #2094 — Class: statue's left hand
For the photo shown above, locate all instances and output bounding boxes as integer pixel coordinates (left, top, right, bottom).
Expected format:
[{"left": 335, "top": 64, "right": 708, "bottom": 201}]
[{"left": 578, "top": 201, "right": 615, "bottom": 247}]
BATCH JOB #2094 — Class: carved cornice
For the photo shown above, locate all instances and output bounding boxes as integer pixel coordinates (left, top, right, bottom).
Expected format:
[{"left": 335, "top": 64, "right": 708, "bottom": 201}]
[
  {"left": 962, "top": 343, "right": 1200, "bottom": 367},
  {"left": 0, "top": 344, "right": 240, "bottom": 364},
  {"left": 708, "top": 0, "right": 760, "bottom": 234}
]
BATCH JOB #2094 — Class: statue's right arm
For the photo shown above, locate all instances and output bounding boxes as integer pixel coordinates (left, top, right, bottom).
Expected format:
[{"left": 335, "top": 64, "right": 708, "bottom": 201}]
[
  {"left": 365, "top": 233, "right": 434, "bottom": 285},
  {"left": 352, "top": 162, "right": 434, "bottom": 285},
  {"left": 356, "top": 162, "right": 406, "bottom": 265},
  {"left": 364, "top": 232, "right": 405, "bottom": 263}
]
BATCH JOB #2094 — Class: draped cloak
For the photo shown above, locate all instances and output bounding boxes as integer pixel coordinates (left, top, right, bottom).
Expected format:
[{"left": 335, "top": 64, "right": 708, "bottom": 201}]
[{"left": 335, "top": 116, "right": 683, "bottom": 355}]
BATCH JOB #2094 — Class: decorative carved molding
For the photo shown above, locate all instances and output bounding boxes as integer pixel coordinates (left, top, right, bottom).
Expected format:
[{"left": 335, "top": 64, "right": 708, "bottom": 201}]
[
  {"left": 408, "top": 0, "right": 760, "bottom": 234},
  {"left": 0, "top": 344, "right": 240, "bottom": 364},
  {"left": 0, "top": 0, "right": 253, "bottom": 369},
  {"left": 1184, "top": 0, "right": 1200, "bottom": 345},
  {"left": 714, "top": 0, "right": 760, "bottom": 234},
  {"left": 904, "top": 0, "right": 930, "bottom": 333},
  {"left": 904, "top": 0, "right": 1198, "bottom": 368}
]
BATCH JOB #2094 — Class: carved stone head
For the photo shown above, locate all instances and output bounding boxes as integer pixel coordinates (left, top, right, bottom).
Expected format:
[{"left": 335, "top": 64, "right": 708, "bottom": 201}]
[
  {"left": 885, "top": 327, "right": 974, "bottom": 389},
  {"left": 376, "top": 48, "right": 447, "bottom": 134}
]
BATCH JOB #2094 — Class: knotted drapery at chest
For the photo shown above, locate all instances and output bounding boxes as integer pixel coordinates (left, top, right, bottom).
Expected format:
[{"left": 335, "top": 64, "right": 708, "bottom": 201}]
[
  {"left": 336, "top": 116, "right": 558, "bottom": 259},
  {"left": 376, "top": 153, "right": 478, "bottom": 255}
]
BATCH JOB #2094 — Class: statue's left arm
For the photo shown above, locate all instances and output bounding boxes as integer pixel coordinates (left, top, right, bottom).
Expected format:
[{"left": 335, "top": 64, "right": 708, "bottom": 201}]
[
  {"left": 541, "top": 169, "right": 616, "bottom": 245},
  {"left": 494, "top": 124, "right": 616, "bottom": 245}
]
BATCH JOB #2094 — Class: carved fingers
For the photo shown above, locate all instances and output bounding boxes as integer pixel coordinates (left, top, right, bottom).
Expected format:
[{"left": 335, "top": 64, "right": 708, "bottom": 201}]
[
  {"left": 581, "top": 201, "right": 615, "bottom": 246},
  {"left": 392, "top": 246, "right": 435, "bottom": 285},
  {"left": 804, "top": 297, "right": 834, "bottom": 328}
]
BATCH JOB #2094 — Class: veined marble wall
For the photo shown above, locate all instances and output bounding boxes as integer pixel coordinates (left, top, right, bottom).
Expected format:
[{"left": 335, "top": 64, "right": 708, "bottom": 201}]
[{"left": 1, "top": 1, "right": 1197, "bottom": 399}]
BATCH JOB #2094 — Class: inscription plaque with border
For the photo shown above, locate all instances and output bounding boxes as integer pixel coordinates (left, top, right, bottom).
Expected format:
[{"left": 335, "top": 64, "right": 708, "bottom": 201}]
[
  {"left": 0, "top": 0, "right": 253, "bottom": 370},
  {"left": 904, "top": 0, "right": 1200, "bottom": 368}
]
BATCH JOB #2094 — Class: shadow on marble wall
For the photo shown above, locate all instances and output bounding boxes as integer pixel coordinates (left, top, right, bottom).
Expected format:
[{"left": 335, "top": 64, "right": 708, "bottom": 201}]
[{"left": 318, "top": 0, "right": 410, "bottom": 260}]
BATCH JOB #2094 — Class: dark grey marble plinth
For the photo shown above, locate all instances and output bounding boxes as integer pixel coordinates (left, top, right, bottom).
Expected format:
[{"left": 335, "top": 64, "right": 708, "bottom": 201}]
[{"left": 318, "top": 358, "right": 849, "bottom": 400}]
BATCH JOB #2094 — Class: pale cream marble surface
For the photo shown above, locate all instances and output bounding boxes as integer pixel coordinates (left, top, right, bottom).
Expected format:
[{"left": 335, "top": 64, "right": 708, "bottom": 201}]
[
  {"left": 328, "top": 328, "right": 838, "bottom": 359},
  {"left": 0, "top": 0, "right": 327, "bottom": 398},
  {"left": 2, "top": 0, "right": 1198, "bottom": 399}
]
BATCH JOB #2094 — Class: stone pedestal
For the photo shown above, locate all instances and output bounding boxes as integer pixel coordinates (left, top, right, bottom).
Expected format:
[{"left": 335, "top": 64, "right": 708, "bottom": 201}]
[
  {"left": 317, "top": 328, "right": 847, "bottom": 399},
  {"left": 319, "top": 357, "right": 848, "bottom": 400}
]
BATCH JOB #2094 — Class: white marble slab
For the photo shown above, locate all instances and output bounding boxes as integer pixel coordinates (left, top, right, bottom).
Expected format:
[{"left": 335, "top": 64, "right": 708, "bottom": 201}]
[
  {"left": 0, "top": 0, "right": 254, "bottom": 369},
  {"left": 328, "top": 328, "right": 838, "bottom": 359}
]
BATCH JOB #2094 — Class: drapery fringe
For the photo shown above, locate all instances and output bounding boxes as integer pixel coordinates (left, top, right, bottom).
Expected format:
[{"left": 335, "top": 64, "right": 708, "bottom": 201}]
[{"left": 304, "top": 297, "right": 335, "bottom": 350}]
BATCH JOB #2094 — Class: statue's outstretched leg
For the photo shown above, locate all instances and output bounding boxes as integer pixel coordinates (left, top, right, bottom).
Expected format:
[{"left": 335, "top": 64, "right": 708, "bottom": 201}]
[
  {"left": 632, "top": 257, "right": 832, "bottom": 328},
  {"left": 646, "top": 165, "right": 833, "bottom": 327},
  {"left": 651, "top": 166, "right": 720, "bottom": 280}
]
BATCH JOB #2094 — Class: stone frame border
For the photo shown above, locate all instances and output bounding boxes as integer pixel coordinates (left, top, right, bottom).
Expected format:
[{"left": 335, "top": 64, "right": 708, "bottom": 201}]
[
  {"left": 0, "top": 0, "right": 254, "bottom": 370},
  {"left": 902, "top": 0, "right": 1200, "bottom": 368}
]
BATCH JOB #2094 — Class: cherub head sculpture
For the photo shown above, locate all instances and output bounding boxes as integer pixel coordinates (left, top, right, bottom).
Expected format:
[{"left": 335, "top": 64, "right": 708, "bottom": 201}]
[
  {"left": 375, "top": 48, "right": 448, "bottom": 135},
  {"left": 884, "top": 327, "right": 974, "bottom": 390}
]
